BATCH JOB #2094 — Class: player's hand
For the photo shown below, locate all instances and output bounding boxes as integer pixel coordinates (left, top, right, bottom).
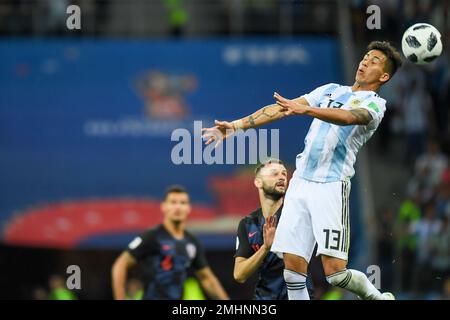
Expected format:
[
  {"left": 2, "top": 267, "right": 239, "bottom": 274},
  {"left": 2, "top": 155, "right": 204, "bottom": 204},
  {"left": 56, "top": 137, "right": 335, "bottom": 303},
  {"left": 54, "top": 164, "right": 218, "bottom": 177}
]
[
  {"left": 273, "top": 92, "right": 309, "bottom": 116},
  {"left": 263, "top": 215, "right": 277, "bottom": 249},
  {"left": 201, "top": 120, "right": 235, "bottom": 148}
]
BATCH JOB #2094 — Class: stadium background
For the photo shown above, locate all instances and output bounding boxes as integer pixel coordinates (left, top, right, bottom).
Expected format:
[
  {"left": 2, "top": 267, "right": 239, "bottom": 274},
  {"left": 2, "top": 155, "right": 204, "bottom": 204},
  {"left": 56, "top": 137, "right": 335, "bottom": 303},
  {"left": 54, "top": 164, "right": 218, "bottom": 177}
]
[{"left": 0, "top": 0, "right": 449, "bottom": 300}]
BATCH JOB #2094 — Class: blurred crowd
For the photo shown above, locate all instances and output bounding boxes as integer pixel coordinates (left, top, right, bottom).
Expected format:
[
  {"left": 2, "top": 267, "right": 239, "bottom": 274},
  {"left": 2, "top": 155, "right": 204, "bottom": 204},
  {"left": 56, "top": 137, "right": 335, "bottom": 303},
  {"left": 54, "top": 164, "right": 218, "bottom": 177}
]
[
  {"left": 0, "top": 0, "right": 338, "bottom": 37},
  {"left": 350, "top": 0, "right": 450, "bottom": 300},
  {"left": 32, "top": 275, "right": 144, "bottom": 300},
  {"left": 32, "top": 275, "right": 78, "bottom": 300},
  {"left": 31, "top": 275, "right": 211, "bottom": 300},
  {"left": 376, "top": 142, "right": 450, "bottom": 299},
  {"left": 351, "top": 0, "right": 450, "bottom": 44}
]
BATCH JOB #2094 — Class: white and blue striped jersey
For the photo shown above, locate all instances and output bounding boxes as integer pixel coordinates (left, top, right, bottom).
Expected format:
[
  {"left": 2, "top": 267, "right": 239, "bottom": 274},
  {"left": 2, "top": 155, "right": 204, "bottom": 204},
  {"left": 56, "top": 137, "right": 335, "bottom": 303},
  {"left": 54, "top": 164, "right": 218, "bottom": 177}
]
[{"left": 294, "top": 83, "right": 386, "bottom": 183}]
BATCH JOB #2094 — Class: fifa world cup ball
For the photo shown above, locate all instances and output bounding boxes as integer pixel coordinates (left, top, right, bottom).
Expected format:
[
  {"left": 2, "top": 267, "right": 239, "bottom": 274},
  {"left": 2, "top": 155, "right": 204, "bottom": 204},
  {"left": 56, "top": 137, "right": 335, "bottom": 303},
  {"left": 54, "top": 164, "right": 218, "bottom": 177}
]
[{"left": 401, "top": 23, "right": 443, "bottom": 64}]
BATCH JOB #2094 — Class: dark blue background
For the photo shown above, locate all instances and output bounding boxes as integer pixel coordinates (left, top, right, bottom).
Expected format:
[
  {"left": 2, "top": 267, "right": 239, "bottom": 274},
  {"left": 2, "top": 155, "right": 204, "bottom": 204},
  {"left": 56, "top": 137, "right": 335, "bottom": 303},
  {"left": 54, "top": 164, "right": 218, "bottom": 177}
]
[{"left": 0, "top": 38, "right": 346, "bottom": 246}]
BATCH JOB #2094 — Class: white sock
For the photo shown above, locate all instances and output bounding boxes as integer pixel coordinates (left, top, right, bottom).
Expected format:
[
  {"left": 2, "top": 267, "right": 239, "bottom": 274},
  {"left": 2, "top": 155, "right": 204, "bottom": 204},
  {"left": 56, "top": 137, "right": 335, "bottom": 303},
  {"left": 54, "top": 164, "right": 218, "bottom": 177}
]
[
  {"left": 284, "top": 269, "right": 310, "bottom": 300},
  {"left": 326, "top": 269, "right": 384, "bottom": 300}
]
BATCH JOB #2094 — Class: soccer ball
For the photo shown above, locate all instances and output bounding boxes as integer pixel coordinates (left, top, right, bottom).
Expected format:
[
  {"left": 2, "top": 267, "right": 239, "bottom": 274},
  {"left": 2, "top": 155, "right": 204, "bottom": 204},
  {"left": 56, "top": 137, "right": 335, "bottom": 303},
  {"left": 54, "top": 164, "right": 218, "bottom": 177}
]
[{"left": 401, "top": 23, "right": 443, "bottom": 64}]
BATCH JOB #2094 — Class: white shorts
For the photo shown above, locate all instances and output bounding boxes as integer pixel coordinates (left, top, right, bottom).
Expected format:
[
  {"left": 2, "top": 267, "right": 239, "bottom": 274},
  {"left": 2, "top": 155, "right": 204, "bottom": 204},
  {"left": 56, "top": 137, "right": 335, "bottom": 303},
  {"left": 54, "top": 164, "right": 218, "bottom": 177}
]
[{"left": 271, "top": 175, "right": 351, "bottom": 262}]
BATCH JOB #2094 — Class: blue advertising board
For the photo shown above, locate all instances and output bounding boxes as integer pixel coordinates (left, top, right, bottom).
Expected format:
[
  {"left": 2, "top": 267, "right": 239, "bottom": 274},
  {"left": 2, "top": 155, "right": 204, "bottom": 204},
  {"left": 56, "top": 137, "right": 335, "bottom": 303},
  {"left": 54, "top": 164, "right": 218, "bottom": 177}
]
[{"left": 0, "top": 38, "right": 346, "bottom": 248}]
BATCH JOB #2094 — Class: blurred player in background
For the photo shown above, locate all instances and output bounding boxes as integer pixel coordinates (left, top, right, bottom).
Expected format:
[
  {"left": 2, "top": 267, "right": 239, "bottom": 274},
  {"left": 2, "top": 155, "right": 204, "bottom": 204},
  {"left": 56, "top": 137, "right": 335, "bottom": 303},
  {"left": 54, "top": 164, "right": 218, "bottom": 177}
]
[
  {"left": 111, "top": 185, "right": 229, "bottom": 300},
  {"left": 203, "top": 41, "right": 402, "bottom": 300}
]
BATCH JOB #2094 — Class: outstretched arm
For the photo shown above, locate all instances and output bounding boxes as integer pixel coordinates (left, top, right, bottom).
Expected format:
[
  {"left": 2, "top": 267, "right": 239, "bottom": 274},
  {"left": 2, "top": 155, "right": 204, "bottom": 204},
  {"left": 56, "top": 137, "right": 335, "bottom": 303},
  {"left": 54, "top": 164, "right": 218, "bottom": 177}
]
[
  {"left": 202, "top": 96, "right": 309, "bottom": 147},
  {"left": 274, "top": 92, "right": 372, "bottom": 126},
  {"left": 234, "top": 95, "right": 310, "bottom": 130},
  {"left": 305, "top": 106, "right": 372, "bottom": 126},
  {"left": 232, "top": 103, "right": 287, "bottom": 131}
]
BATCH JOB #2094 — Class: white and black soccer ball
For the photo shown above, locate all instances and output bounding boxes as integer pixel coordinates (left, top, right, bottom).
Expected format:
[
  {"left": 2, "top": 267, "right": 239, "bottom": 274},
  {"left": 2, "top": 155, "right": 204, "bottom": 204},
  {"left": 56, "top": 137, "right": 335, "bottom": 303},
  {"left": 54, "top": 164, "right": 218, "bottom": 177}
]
[{"left": 402, "top": 23, "right": 443, "bottom": 64}]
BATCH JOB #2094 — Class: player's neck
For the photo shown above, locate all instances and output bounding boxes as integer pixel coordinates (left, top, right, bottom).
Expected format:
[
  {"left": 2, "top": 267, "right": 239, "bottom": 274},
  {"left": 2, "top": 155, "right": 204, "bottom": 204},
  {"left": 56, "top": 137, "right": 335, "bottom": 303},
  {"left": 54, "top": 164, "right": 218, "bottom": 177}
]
[
  {"left": 351, "top": 81, "right": 380, "bottom": 93},
  {"left": 163, "top": 220, "right": 185, "bottom": 240},
  {"left": 260, "top": 196, "right": 283, "bottom": 219}
]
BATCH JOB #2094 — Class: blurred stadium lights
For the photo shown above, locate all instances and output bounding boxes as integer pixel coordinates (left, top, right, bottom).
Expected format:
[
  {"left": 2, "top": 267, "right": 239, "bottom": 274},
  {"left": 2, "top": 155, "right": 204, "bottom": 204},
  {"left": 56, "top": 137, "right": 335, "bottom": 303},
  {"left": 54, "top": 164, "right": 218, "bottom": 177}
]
[{"left": 0, "top": 0, "right": 340, "bottom": 37}]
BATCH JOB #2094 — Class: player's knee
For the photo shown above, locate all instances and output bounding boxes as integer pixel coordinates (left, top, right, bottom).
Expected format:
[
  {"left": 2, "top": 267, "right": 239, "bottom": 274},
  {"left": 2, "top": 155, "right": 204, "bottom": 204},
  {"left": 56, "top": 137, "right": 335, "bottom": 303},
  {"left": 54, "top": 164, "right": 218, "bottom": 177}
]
[{"left": 283, "top": 253, "right": 308, "bottom": 274}]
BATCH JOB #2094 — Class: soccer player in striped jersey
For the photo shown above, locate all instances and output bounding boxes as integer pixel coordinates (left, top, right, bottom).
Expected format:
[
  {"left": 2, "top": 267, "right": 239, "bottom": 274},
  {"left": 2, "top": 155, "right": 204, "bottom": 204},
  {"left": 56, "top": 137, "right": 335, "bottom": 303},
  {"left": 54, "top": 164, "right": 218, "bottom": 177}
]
[{"left": 202, "top": 41, "right": 402, "bottom": 300}]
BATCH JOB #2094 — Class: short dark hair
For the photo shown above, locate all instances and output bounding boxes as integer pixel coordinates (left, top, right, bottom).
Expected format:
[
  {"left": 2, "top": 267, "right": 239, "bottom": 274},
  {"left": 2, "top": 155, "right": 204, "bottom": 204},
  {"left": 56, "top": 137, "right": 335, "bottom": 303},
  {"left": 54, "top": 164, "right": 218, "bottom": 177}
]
[
  {"left": 255, "top": 158, "right": 285, "bottom": 176},
  {"left": 367, "top": 41, "right": 403, "bottom": 78},
  {"left": 163, "top": 185, "right": 188, "bottom": 201}
]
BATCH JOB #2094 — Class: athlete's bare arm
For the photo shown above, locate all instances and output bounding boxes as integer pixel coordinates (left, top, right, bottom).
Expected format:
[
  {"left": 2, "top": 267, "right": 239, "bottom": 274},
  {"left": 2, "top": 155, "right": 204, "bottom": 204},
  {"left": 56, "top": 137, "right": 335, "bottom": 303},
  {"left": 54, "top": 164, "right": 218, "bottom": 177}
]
[
  {"left": 111, "top": 251, "right": 137, "bottom": 300},
  {"left": 202, "top": 97, "right": 309, "bottom": 147},
  {"left": 274, "top": 92, "right": 373, "bottom": 126}
]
